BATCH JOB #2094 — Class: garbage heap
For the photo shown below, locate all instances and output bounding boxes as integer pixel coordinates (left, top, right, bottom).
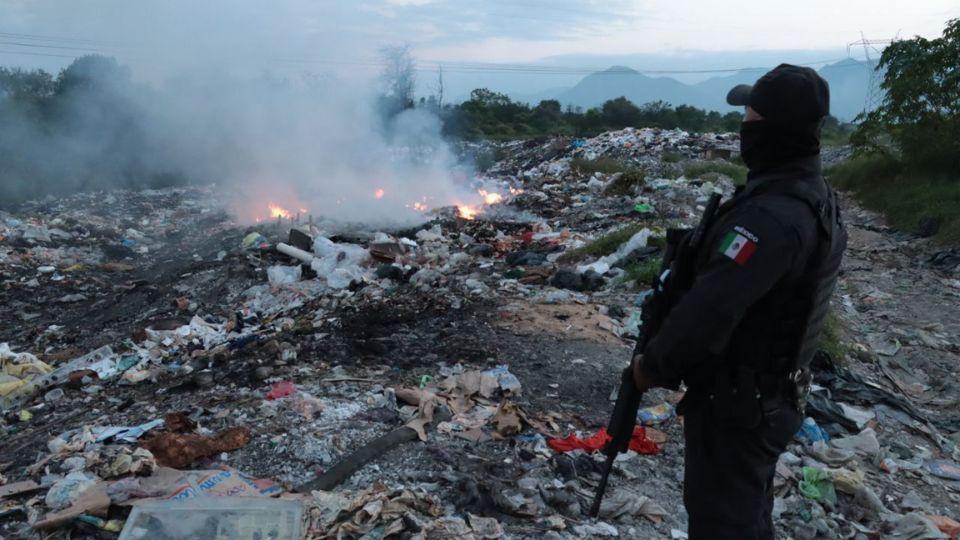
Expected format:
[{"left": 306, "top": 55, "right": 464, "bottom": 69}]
[{"left": 0, "top": 127, "right": 958, "bottom": 539}]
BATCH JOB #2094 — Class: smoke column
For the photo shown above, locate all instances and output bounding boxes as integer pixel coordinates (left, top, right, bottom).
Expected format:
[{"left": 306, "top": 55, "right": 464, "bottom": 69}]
[{"left": 0, "top": 1, "right": 480, "bottom": 225}]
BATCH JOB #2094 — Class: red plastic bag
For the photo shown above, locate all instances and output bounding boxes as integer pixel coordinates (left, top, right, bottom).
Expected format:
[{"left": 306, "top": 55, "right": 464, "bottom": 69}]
[
  {"left": 927, "top": 515, "right": 960, "bottom": 540},
  {"left": 265, "top": 381, "right": 295, "bottom": 400},
  {"left": 547, "top": 427, "right": 659, "bottom": 455}
]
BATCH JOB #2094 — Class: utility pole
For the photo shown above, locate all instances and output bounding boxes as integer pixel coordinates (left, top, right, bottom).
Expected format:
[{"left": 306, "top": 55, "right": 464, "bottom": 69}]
[
  {"left": 436, "top": 65, "right": 444, "bottom": 110},
  {"left": 847, "top": 33, "right": 894, "bottom": 115}
]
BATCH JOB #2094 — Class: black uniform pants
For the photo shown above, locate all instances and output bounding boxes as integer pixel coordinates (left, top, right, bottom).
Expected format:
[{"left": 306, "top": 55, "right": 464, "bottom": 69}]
[{"left": 682, "top": 395, "right": 802, "bottom": 540}]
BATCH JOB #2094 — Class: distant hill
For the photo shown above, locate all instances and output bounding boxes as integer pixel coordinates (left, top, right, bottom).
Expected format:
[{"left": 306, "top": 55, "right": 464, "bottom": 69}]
[
  {"left": 817, "top": 58, "right": 877, "bottom": 121},
  {"left": 555, "top": 66, "right": 706, "bottom": 112},
  {"left": 549, "top": 59, "right": 877, "bottom": 121}
]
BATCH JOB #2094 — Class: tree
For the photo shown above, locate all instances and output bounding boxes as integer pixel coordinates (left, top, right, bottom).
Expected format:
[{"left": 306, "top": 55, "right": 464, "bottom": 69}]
[
  {"left": 0, "top": 67, "right": 55, "bottom": 103},
  {"left": 675, "top": 104, "right": 707, "bottom": 132},
  {"left": 854, "top": 18, "right": 960, "bottom": 173},
  {"left": 55, "top": 54, "right": 131, "bottom": 96},
  {"left": 0, "top": 67, "right": 55, "bottom": 122},
  {"left": 601, "top": 96, "right": 643, "bottom": 127},
  {"left": 720, "top": 111, "right": 744, "bottom": 132},
  {"left": 465, "top": 88, "right": 512, "bottom": 108},
  {"left": 442, "top": 88, "right": 743, "bottom": 139},
  {"left": 639, "top": 101, "right": 677, "bottom": 129},
  {"left": 378, "top": 44, "right": 416, "bottom": 117},
  {"left": 534, "top": 99, "right": 562, "bottom": 117},
  {"left": 531, "top": 99, "right": 563, "bottom": 132}
]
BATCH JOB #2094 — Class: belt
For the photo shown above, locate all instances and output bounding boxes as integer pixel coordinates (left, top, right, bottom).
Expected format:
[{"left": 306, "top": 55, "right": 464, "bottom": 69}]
[
  {"left": 755, "top": 372, "right": 792, "bottom": 398},
  {"left": 678, "top": 366, "right": 807, "bottom": 415},
  {"left": 757, "top": 368, "right": 810, "bottom": 412}
]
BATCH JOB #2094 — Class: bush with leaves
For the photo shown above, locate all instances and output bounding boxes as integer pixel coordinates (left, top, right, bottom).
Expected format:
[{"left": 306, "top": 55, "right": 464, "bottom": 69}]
[{"left": 854, "top": 18, "right": 960, "bottom": 174}]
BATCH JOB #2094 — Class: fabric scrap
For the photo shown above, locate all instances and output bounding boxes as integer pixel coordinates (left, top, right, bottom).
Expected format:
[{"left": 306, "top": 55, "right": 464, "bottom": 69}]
[{"left": 547, "top": 427, "right": 659, "bottom": 455}]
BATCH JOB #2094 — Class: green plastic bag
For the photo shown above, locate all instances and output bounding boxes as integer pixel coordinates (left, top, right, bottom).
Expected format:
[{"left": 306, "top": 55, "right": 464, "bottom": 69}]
[
  {"left": 633, "top": 203, "right": 654, "bottom": 214},
  {"left": 798, "top": 466, "right": 837, "bottom": 505}
]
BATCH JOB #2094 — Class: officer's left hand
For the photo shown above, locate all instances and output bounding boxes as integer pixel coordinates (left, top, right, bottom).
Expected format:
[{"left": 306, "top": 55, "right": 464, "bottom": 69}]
[{"left": 631, "top": 354, "right": 657, "bottom": 392}]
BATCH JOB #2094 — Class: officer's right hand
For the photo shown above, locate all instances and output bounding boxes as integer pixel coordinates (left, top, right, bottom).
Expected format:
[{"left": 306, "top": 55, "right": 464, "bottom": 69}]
[{"left": 631, "top": 354, "right": 656, "bottom": 392}]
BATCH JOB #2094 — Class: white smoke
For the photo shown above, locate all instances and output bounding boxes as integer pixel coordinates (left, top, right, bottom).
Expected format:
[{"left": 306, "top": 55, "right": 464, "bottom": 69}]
[
  {"left": 0, "top": 1, "right": 483, "bottom": 225},
  {"left": 152, "top": 71, "right": 477, "bottom": 225}
]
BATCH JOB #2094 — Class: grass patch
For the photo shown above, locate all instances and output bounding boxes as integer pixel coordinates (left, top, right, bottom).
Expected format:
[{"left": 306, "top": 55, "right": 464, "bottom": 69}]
[
  {"left": 623, "top": 257, "right": 662, "bottom": 287},
  {"left": 818, "top": 309, "right": 849, "bottom": 363},
  {"left": 662, "top": 151, "right": 684, "bottom": 163},
  {"left": 821, "top": 128, "right": 853, "bottom": 147},
  {"left": 827, "top": 154, "right": 960, "bottom": 245},
  {"left": 571, "top": 157, "right": 629, "bottom": 175},
  {"left": 683, "top": 160, "right": 748, "bottom": 185},
  {"left": 821, "top": 122, "right": 855, "bottom": 147},
  {"left": 604, "top": 169, "right": 645, "bottom": 196},
  {"left": 558, "top": 224, "right": 646, "bottom": 263},
  {"left": 659, "top": 163, "right": 683, "bottom": 180}
]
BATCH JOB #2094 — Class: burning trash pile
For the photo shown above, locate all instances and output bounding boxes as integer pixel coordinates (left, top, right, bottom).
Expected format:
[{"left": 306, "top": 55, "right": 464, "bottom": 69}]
[{"left": 0, "top": 126, "right": 959, "bottom": 539}]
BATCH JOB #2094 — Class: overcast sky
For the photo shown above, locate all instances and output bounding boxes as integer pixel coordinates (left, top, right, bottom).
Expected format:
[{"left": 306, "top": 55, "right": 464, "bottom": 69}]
[{"left": 1, "top": 0, "right": 957, "bottom": 80}]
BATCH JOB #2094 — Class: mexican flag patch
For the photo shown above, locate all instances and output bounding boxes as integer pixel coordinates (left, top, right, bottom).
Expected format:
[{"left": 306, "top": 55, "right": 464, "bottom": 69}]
[{"left": 719, "top": 227, "right": 757, "bottom": 265}]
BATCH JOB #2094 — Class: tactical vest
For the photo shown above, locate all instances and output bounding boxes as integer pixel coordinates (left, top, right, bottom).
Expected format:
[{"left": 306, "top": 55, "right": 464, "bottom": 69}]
[{"left": 676, "top": 172, "right": 847, "bottom": 380}]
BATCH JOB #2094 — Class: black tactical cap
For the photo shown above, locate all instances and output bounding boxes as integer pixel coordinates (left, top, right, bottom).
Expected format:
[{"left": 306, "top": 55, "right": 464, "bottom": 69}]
[{"left": 726, "top": 64, "right": 830, "bottom": 123}]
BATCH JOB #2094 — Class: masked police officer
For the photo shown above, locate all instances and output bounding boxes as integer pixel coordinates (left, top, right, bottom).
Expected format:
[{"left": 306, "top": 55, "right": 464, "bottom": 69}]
[{"left": 632, "top": 64, "right": 848, "bottom": 539}]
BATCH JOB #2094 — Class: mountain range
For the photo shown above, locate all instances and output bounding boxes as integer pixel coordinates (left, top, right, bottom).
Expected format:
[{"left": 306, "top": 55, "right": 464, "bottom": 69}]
[{"left": 515, "top": 58, "right": 876, "bottom": 121}]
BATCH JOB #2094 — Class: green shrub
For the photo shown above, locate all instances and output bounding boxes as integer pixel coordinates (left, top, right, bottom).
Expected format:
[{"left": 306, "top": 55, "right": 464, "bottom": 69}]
[
  {"left": 571, "top": 157, "right": 629, "bottom": 175},
  {"left": 623, "top": 257, "right": 662, "bottom": 286},
  {"left": 682, "top": 160, "right": 748, "bottom": 185},
  {"left": 659, "top": 163, "right": 683, "bottom": 180},
  {"left": 818, "top": 309, "right": 849, "bottom": 363},
  {"left": 825, "top": 153, "right": 902, "bottom": 186},
  {"left": 662, "top": 151, "right": 684, "bottom": 163},
  {"left": 828, "top": 154, "right": 960, "bottom": 245},
  {"left": 559, "top": 224, "right": 646, "bottom": 263},
  {"left": 604, "top": 169, "right": 645, "bottom": 196}
]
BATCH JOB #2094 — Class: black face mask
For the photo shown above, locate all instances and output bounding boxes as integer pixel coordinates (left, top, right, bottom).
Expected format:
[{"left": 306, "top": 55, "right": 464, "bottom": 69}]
[{"left": 740, "top": 120, "right": 821, "bottom": 174}]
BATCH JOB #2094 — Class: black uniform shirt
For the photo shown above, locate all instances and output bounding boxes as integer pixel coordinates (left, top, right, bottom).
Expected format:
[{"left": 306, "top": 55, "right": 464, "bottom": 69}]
[{"left": 642, "top": 158, "right": 826, "bottom": 382}]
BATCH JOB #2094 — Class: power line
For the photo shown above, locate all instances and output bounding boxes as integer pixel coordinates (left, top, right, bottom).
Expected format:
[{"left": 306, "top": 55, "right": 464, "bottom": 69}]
[
  {"left": 0, "top": 31, "right": 121, "bottom": 47},
  {"left": 0, "top": 49, "right": 79, "bottom": 59},
  {"left": 0, "top": 40, "right": 107, "bottom": 53}
]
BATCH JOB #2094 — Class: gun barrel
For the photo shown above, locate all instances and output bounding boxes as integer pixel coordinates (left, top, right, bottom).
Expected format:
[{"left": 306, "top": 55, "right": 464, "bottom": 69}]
[
  {"left": 590, "top": 452, "right": 617, "bottom": 517},
  {"left": 605, "top": 368, "right": 643, "bottom": 454}
]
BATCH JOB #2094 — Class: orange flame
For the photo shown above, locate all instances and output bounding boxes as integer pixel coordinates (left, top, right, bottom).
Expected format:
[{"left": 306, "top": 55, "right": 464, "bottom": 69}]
[
  {"left": 374, "top": 188, "right": 385, "bottom": 199},
  {"left": 478, "top": 189, "right": 503, "bottom": 205},
  {"left": 268, "top": 203, "right": 292, "bottom": 219},
  {"left": 457, "top": 205, "right": 478, "bottom": 220},
  {"left": 406, "top": 196, "right": 430, "bottom": 212}
]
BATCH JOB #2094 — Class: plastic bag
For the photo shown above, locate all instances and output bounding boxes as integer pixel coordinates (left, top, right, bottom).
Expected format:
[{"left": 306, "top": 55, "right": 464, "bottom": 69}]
[{"left": 267, "top": 265, "right": 302, "bottom": 286}]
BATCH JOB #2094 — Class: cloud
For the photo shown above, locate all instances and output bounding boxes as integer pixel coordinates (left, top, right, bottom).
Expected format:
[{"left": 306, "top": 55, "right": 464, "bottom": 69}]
[
  {"left": 1, "top": 1, "right": 957, "bottom": 80},
  {"left": 385, "top": 0, "right": 438, "bottom": 6}
]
